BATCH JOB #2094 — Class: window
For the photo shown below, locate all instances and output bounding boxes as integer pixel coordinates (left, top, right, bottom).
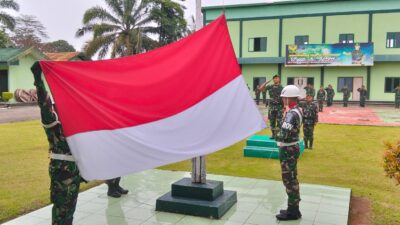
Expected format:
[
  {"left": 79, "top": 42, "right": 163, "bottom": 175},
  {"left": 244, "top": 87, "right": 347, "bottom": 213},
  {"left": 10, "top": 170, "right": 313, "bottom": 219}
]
[
  {"left": 387, "top": 32, "right": 400, "bottom": 48},
  {"left": 287, "top": 77, "right": 294, "bottom": 85},
  {"left": 0, "top": 70, "right": 8, "bottom": 94},
  {"left": 307, "top": 77, "right": 314, "bottom": 86},
  {"left": 339, "top": 34, "right": 354, "bottom": 44},
  {"left": 253, "top": 77, "right": 266, "bottom": 90},
  {"left": 295, "top": 35, "right": 309, "bottom": 45},
  {"left": 249, "top": 37, "right": 267, "bottom": 52},
  {"left": 385, "top": 77, "right": 400, "bottom": 92},
  {"left": 338, "top": 77, "right": 353, "bottom": 92}
]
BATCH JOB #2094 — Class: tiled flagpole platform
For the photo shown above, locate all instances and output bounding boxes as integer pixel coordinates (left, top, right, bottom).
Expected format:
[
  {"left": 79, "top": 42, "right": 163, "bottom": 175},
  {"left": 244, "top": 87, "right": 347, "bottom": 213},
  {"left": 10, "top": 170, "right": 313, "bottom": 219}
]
[
  {"left": 2, "top": 169, "right": 351, "bottom": 225},
  {"left": 244, "top": 135, "right": 305, "bottom": 159}
]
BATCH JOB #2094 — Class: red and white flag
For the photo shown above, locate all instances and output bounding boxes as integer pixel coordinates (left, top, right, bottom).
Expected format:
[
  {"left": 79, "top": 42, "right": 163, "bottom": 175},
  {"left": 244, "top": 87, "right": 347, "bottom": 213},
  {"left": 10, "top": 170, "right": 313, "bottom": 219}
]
[{"left": 40, "top": 15, "right": 266, "bottom": 181}]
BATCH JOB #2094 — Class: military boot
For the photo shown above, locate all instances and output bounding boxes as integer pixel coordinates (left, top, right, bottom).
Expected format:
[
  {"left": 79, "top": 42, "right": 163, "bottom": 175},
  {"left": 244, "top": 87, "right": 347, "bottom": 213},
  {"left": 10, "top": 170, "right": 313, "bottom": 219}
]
[
  {"left": 116, "top": 177, "right": 129, "bottom": 195},
  {"left": 309, "top": 138, "right": 314, "bottom": 149},
  {"left": 276, "top": 206, "right": 302, "bottom": 221},
  {"left": 106, "top": 179, "right": 121, "bottom": 198}
]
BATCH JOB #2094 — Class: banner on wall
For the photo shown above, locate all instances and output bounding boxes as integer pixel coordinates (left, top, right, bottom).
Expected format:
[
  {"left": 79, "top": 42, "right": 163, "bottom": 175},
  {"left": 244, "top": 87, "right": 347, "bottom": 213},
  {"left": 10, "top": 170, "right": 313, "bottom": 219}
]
[{"left": 285, "top": 43, "right": 374, "bottom": 67}]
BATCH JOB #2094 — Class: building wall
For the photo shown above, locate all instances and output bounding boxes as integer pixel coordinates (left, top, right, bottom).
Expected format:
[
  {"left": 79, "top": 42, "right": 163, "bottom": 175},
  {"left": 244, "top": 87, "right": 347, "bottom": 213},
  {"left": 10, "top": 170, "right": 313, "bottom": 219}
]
[
  {"left": 227, "top": 21, "right": 241, "bottom": 57},
  {"left": 281, "top": 66, "right": 321, "bottom": 86},
  {"left": 242, "top": 19, "right": 280, "bottom": 58},
  {"left": 324, "top": 67, "right": 367, "bottom": 100},
  {"left": 372, "top": 13, "right": 400, "bottom": 55},
  {"left": 242, "top": 64, "right": 278, "bottom": 97},
  {"left": 371, "top": 62, "right": 400, "bottom": 101},
  {"left": 281, "top": 17, "right": 323, "bottom": 56},
  {"left": 325, "top": 14, "right": 369, "bottom": 44},
  {"left": 8, "top": 55, "right": 37, "bottom": 93}
]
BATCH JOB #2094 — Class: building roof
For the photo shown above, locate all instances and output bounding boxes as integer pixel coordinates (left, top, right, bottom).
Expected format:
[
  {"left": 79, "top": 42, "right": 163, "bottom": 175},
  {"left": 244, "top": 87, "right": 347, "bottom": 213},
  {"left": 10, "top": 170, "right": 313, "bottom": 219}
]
[
  {"left": 45, "top": 52, "right": 90, "bottom": 61},
  {"left": 0, "top": 47, "right": 48, "bottom": 64},
  {"left": 203, "top": 0, "right": 333, "bottom": 9}
]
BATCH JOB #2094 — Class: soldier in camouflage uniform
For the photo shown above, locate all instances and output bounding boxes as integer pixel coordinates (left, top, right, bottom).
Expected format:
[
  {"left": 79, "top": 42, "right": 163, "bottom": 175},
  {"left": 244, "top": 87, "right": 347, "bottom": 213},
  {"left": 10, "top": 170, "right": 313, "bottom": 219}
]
[
  {"left": 394, "top": 84, "right": 400, "bottom": 109},
  {"left": 254, "top": 85, "right": 261, "bottom": 105},
  {"left": 357, "top": 85, "right": 368, "bottom": 107},
  {"left": 261, "top": 75, "right": 284, "bottom": 139},
  {"left": 31, "top": 62, "right": 81, "bottom": 225},
  {"left": 261, "top": 85, "right": 267, "bottom": 104},
  {"left": 325, "top": 84, "right": 335, "bottom": 107},
  {"left": 341, "top": 85, "right": 351, "bottom": 107},
  {"left": 317, "top": 85, "right": 326, "bottom": 112},
  {"left": 304, "top": 84, "right": 315, "bottom": 98},
  {"left": 302, "top": 95, "right": 318, "bottom": 149},
  {"left": 275, "top": 85, "right": 303, "bottom": 221}
]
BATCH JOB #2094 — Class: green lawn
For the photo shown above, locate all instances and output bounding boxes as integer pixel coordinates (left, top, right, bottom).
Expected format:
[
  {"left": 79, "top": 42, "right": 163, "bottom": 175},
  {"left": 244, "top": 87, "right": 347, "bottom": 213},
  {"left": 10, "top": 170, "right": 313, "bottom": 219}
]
[{"left": 0, "top": 120, "right": 399, "bottom": 224}]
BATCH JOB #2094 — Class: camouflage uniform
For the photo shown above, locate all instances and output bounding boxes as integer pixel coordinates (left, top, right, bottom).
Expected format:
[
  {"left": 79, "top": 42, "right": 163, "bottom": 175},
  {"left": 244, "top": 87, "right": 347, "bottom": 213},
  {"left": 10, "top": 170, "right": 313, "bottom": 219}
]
[
  {"left": 276, "top": 106, "right": 303, "bottom": 213},
  {"left": 317, "top": 89, "right": 326, "bottom": 112},
  {"left": 325, "top": 87, "right": 335, "bottom": 107},
  {"left": 302, "top": 102, "right": 318, "bottom": 149},
  {"left": 254, "top": 87, "right": 261, "bottom": 105},
  {"left": 32, "top": 63, "right": 81, "bottom": 225},
  {"left": 395, "top": 86, "right": 400, "bottom": 109},
  {"left": 357, "top": 88, "right": 368, "bottom": 107},
  {"left": 261, "top": 86, "right": 267, "bottom": 104},
  {"left": 304, "top": 86, "right": 315, "bottom": 98},
  {"left": 266, "top": 84, "right": 284, "bottom": 139},
  {"left": 341, "top": 87, "right": 351, "bottom": 107}
]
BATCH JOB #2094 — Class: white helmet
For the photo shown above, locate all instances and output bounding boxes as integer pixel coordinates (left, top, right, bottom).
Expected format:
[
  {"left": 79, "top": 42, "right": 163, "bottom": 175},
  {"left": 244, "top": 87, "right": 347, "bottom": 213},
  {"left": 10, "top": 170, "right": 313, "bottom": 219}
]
[{"left": 280, "top": 85, "right": 300, "bottom": 97}]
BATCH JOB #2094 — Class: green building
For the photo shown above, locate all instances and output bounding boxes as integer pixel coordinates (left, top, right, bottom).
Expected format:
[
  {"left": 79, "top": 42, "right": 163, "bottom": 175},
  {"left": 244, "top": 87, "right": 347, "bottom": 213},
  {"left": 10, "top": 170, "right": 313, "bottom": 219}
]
[{"left": 203, "top": 0, "right": 400, "bottom": 102}]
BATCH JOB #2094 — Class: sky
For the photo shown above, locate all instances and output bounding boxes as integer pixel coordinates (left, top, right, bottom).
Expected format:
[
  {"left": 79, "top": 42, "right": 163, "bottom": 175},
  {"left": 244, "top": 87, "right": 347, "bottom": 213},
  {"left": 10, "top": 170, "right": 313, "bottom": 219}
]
[{"left": 13, "top": 0, "right": 279, "bottom": 51}]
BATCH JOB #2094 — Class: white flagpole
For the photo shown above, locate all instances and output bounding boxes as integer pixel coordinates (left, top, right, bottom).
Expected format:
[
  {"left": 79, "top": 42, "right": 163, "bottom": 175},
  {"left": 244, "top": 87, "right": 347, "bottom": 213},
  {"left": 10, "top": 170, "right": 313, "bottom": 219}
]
[{"left": 191, "top": 0, "right": 206, "bottom": 184}]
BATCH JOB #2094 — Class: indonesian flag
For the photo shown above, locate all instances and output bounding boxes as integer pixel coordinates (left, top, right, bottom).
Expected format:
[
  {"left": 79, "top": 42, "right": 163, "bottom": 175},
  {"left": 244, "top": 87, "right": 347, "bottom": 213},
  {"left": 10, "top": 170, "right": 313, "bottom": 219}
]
[{"left": 39, "top": 15, "right": 266, "bottom": 181}]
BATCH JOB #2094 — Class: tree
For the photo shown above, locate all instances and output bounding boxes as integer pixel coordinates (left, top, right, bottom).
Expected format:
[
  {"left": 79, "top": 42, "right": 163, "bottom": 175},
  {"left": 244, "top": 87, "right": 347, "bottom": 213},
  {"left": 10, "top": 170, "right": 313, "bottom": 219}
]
[
  {"left": 0, "top": 30, "right": 12, "bottom": 47},
  {"left": 10, "top": 14, "right": 48, "bottom": 49},
  {"left": 0, "top": 0, "right": 19, "bottom": 31},
  {"left": 383, "top": 140, "right": 400, "bottom": 185},
  {"left": 43, "top": 40, "right": 76, "bottom": 52},
  {"left": 76, "top": 0, "right": 157, "bottom": 59},
  {"left": 150, "top": 0, "right": 188, "bottom": 45}
]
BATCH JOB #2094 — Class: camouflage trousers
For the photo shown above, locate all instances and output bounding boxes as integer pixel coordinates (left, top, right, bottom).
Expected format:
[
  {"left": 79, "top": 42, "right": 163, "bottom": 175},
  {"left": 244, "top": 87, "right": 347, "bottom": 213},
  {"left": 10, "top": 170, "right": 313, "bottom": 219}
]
[
  {"left": 318, "top": 100, "right": 324, "bottom": 112},
  {"left": 50, "top": 159, "right": 81, "bottom": 225},
  {"left": 303, "top": 124, "right": 315, "bottom": 139},
  {"left": 343, "top": 98, "right": 349, "bottom": 107},
  {"left": 268, "top": 104, "right": 283, "bottom": 138},
  {"left": 395, "top": 97, "right": 400, "bottom": 108},
  {"left": 360, "top": 97, "right": 366, "bottom": 107},
  {"left": 327, "top": 97, "right": 333, "bottom": 106},
  {"left": 279, "top": 144, "right": 301, "bottom": 207}
]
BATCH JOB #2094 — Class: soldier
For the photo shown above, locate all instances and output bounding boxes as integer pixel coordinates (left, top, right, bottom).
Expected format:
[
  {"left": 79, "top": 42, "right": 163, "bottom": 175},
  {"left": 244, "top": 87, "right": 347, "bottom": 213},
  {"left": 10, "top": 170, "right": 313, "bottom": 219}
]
[
  {"left": 304, "top": 84, "right": 315, "bottom": 98},
  {"left": 261, "top": 85, "right": 267, "bottom": 104},
  {"left": 357, "top": 85, "right": 368, "bottom": 107},
  {"left": 302, "top": 95, "right": 318, "bottom": 149},
  {"left": 31, "top": 62, "right": 81, "bottom": 225},
  {"left": 325, "top": 84, "right": 335, "bottom": 107},
  {"left": 260, "top": 75, "right": 284, "bottom": 139},
  {"left": 254, "top": 84, "right": 261, "bottom": 105},
  {"left": 341, "top": 85, "right": 351, "bottom": 107},
  {"left": 106, "top": 177, "right": 129, "bottom": 198},
  {"left": 395, "top": 84, "right": 400, "bottom": 109},
  {"left": 275, "top": 85, "right": 303, "bottom": 221},
  {"left": 317, "top": 85, "right": 326, "bottom": 112}
]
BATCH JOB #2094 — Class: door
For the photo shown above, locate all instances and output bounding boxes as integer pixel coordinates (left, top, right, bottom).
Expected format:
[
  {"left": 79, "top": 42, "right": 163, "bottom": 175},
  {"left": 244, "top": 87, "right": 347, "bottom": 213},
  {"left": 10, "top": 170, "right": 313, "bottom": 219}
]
[
  {"left": 294, "top": 77, "right": 307, "bottom": 99},
  {"left": 0, "top": 70, "right": 8, "bottom": 95},
  {"left": 353, "top": 77, "right": 363, "bottom": 100}
]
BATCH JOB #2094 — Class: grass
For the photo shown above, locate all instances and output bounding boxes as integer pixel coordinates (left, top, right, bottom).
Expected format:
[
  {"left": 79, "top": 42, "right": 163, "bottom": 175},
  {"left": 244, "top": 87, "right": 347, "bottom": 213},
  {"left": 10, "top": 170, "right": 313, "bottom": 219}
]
[
  {"left": 0, "top": 120, "right": 100, "bottom": 223},
  {"left": 0, "top": 120, "right": 399, "bottom": 224},
  {"left": 160, "top": 124, "right": 400, "bottom": 225}
]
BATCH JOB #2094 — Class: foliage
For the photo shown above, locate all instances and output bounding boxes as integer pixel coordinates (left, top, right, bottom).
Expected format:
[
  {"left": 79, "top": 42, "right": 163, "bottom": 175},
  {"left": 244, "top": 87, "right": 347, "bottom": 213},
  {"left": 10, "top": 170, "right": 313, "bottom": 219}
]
[
  {"left": 0, "top": 0, "right": 19, "bottom": 31},
  {"left": 1, "top": 92, "right": 13, "bottom": 101},
  {"left": 10, "top": 14, "right": 48, "bottom": 49},
  {"left": 76, "top": 0, "right": 157, "bottom": 59},
  {"left": 383, "top": 140, "right": 400, "bottom": 185},
  {"left": 42, "top": 40, "right": 76, "bottom": 53},
  {"left": 150, "top": 0, "right": 188, "bottom": 45},
  {"left": 0, "top": 30, "right": 12, "bottom": 47}
]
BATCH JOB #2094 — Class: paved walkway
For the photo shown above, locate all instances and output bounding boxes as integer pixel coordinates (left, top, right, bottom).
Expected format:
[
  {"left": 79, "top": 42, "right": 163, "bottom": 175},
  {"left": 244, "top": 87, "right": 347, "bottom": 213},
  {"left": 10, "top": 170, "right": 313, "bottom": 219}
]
[
  {"left": 0, "top": 105, "right": 40, "bottom": 124},
  {"left": 2, "top": 170, "right": 351, "bottom": 225}
]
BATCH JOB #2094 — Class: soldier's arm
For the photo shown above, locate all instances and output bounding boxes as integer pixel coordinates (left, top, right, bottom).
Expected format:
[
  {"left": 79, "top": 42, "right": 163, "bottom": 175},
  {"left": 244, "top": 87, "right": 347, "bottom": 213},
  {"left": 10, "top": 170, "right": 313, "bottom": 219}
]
[
  {"left": 31, "top": 62, "right": 56, "bottom": 125},
  {"left": 315, "top": 105, "right": 319, "bottom": 124}
]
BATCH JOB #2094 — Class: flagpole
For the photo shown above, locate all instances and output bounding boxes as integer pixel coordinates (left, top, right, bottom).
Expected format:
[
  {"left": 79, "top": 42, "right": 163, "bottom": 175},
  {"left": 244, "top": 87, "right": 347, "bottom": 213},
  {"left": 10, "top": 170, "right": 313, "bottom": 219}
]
[{"left": 191, "top": 0, "right": 206, "bottom": 184}]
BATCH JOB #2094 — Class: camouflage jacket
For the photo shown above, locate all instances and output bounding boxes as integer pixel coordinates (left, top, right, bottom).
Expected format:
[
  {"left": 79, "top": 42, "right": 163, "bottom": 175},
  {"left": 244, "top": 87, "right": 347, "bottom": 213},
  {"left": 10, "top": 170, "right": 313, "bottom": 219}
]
[
  {"left": 341, "top": 88, "right": 351, "bottom": 99},
  {"left": 304, "top": 87, "right": 316, "bottom": 97},
  {"left": 325, "top": 87, "right": 335, "bottom": 98},
  {"left": 34, "top": 74, "right": 72, "bottom": 155},
  {"left": 357, "top": 88, "right": 368, "bottom": 98},
  {"left": 266, "top": 84, "right": 283, "bottom": 105},
  {"left": 317, "top": 89, "right": 326, "bottom": 101},
  {"left": 303, "top": 102, "right": 318, "bottom": 125},
  {"left": 277, "top": 106, "right": 303, "bottom": 143}
]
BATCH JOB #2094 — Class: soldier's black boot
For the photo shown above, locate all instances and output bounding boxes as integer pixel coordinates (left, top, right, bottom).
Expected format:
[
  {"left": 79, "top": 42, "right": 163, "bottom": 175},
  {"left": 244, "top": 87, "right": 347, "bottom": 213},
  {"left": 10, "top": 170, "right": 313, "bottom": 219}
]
[
  {"left": 106, "top": 179, "right": 121, "bottom": 198},
  {"left": 309, "top": 138, "right": 313, "bottom": 149},
  {"left": 116, "top": 177, "right": 129, "bottom": 195},
  {"left": 276, "top": 206, "right": 302, "bottom": 221}
]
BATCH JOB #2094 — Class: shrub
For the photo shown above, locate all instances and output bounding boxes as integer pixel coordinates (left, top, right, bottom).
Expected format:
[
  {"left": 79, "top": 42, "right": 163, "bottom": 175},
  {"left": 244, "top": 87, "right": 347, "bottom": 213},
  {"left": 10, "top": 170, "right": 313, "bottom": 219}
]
[
  {"left": 383, "top": 140, "right": 400, "bottom": 185},
  {"left": 1, "top": 92, "right": 13, "bottom": 102}
]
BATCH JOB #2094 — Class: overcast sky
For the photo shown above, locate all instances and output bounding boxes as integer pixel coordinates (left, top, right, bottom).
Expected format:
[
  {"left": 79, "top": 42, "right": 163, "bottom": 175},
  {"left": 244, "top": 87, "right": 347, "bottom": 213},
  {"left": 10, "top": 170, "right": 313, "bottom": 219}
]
[{"left": 13, "top": 0, "right": 278, "bottom": 51}]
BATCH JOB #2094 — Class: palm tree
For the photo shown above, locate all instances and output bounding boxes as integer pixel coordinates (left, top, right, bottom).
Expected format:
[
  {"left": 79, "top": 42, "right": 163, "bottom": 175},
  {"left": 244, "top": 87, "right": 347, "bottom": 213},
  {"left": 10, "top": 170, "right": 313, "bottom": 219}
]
[
  {"left": 76, "top": 0, "right": 157, "bottom": 59},
  {"left": 0, "top": 0, "right": 20, "bottom": 30}
]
